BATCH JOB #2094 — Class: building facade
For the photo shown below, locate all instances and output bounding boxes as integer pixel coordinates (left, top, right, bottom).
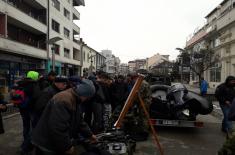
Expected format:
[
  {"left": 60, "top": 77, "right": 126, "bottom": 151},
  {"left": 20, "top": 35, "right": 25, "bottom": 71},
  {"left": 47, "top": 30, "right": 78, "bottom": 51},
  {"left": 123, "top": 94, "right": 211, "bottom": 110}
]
[
  {"left": 0, "top": 0, "right": 84, "bottom": 88},
  {"left": 96, "top": 52, "right": 106, "bottom": 72},
  {"left": 185, "top": 0, "right": 235, "bottom": 88},
  {"left": 81, "top": 45, "right": 97, "bottom": 77},
  {"left": 119, "top": 63, "right": 129, "bottom": 75},
  {"left": 128, "top": 59, "right": 147, "bottom": 73},
  {"left": 48, "top": 0, "right": 83, "bottom": 76},
  {"left": 101, "top": 50, "right": 117, "bottom": 74},
  {"left": 147, "top": 53, "right": 169, "bottom": 70}
]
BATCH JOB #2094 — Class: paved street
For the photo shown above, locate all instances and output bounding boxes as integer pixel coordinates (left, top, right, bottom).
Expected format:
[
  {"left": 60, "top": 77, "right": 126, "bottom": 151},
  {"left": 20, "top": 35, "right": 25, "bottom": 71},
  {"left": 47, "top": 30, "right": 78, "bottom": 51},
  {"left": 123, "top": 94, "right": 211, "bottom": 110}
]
[{"left": 0, "top": 113, "right": 227, "bottom": 155}]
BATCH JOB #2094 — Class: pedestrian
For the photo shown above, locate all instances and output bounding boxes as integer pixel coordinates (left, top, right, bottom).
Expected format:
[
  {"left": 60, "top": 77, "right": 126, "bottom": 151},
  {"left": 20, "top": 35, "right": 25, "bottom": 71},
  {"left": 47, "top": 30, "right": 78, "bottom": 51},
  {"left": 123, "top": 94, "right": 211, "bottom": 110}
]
[
  {"left": 111, "top": 75, "right": 128, "bottom": 111},
  {"left": 11, "top": 71, "right": 41, "bottom": 154},
  {"left": 0, "top": 92, "right": 7, "bottom": 134},
  {"left": 68, "top": 76, "right": 82, "bottom": 88},
  {"left": 32, "top": 79, "right": 97, "bottom": 155},
  {"left": 215, "top": 76, "right": 235, "bottom": 133},
  {"left": 38, "top": 71, "right": 57, "bottom": 90},
  {"left": 200, "top": 77, "right": 208, "bottom": 96},
  {"left": 32, "top": 76, "right": 68, "bottom": 126}
]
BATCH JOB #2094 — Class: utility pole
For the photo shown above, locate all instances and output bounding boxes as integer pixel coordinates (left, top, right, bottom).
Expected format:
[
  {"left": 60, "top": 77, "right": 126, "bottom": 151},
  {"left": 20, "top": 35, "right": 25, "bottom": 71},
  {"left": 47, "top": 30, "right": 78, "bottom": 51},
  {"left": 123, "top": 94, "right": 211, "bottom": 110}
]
[{"left": 46, "top": 37, "right": 63, "bottom": 72}]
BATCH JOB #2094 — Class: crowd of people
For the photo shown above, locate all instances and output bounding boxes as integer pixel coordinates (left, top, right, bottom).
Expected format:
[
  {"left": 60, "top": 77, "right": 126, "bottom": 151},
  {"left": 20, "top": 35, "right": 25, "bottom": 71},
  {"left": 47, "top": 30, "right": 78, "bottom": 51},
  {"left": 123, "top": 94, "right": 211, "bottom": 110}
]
[
  {"left": 0, "top": 70, "right": 149, "bottom": 155},
  {"left": 2, "top": 70, "right": 235, "bottom": 154}
]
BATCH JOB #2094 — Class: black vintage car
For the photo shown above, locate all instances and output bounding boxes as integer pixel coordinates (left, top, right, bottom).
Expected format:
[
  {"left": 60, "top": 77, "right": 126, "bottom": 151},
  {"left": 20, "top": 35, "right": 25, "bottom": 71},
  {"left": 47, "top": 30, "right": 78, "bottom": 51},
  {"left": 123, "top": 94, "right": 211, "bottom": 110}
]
[{"left": 145, "top": 74, "right": 171, "bottom": 86}]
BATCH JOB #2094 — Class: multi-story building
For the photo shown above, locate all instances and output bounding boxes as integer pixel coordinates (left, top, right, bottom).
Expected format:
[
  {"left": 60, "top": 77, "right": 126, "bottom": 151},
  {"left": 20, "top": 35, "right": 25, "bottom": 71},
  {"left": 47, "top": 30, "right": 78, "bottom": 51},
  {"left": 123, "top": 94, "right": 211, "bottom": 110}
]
[
  {"left": 185, "top": 0, "right": 235, "bottom": 88},
  {"left": 128, "top": 61, "right": 136, "bottom": 72},
  {"left": 0, "top": 0, "right": 84, "bottom": 88},
  {"left": 119, "top": 63, "right": 129, "bottom": 75},
  {"left": 147, "top": 53, "right": 169, "bottom": 70},
  {"left": 96, "top": 52, "right": 106, "bottom": 72},
  {"left": 82, "top": 45, "right": 97, "bottom": 77},
  {"left": 101, "top": 50, "right": 116, "bottom": 74},
  {"left": 48, "top": 0, "right": 83, "bottom": 76},
  {"left": 128, "top": 59, "right": 147, "bottom": 72}
]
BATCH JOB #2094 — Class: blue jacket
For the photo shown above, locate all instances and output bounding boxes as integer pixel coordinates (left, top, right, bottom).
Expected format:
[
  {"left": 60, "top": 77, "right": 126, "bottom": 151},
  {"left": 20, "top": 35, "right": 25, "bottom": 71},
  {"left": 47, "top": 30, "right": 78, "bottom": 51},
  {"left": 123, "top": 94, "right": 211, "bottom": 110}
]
[{"left": 200, "top": 80, "right": 208, "bottom": 93}]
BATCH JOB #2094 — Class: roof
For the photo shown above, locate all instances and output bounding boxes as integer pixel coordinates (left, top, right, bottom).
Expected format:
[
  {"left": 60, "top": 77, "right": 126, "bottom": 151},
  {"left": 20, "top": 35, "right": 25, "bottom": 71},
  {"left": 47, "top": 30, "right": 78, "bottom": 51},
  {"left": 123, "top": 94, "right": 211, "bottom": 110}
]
[{"left": 205, "top": 0, "right": 228, "bottom": 18}]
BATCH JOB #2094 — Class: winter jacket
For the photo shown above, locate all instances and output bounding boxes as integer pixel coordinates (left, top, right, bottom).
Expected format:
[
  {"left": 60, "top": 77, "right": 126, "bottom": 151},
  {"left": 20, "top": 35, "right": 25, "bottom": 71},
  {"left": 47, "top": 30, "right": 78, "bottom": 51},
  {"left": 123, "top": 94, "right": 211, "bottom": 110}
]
[
  {"left": 33, "top": 84, "right": 62, "bottom": 114},
  {"left": 17, "top": 78, "right": 41, "bottom": 109},
  {"left": 200, "top": 80, "right": 208, "bottom": 93},
  {"left": 215, "top": 76, "right": 235, "bottom": 104},
  {"left": 111, "top": 81, "right": 128, "bottom": 104},
  {"left": 32, "top": 88, "right": 92, "bottom": 153}
]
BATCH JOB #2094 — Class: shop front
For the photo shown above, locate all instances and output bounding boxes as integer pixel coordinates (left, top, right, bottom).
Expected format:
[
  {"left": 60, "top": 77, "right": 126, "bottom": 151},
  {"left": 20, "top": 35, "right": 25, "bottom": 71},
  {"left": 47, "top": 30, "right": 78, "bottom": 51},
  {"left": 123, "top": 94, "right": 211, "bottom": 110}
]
[
  {"left": 0, "top": 52, "right": 46, "bottom": 90},
  {"left": 61, "top": 63, "right": 81, "bottom": 77},
  {"left": 46, "top": 60, "right": 62, "bottom": 75}
]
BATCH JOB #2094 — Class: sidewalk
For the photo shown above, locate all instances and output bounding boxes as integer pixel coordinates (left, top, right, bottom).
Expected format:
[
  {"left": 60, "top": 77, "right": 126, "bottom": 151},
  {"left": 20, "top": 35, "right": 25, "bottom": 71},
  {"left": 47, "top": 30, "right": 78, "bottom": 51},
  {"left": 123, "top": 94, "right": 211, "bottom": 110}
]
[
  {"left": 183, "top": 84, "right": 223, "bottom": 119},
  {"left": 184, "top": 84, "right": 215, "bottom": 95}
]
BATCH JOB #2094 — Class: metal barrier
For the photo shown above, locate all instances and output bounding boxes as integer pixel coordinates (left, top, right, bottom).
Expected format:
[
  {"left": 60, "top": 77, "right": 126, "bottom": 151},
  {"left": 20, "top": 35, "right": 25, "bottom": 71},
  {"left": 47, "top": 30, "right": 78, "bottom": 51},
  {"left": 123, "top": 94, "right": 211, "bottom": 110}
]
[{"left": 2, "top": 104, "right": 19, "bottom": 116}]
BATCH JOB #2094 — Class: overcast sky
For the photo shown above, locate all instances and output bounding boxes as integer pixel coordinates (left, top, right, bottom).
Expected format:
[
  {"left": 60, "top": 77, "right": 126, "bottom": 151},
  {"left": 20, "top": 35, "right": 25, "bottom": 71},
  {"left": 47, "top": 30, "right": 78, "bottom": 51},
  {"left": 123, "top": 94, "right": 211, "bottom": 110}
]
[{"left": 75, "top": 0, "right": 222, "bottom": 63}]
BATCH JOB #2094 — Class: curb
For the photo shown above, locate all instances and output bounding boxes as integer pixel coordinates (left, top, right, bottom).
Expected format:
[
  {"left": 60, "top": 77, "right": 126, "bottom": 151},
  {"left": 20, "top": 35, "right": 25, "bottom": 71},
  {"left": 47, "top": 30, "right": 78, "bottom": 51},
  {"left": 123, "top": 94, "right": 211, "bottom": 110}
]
[{"left": 3, "top": 112, "right": 20, "bottom": 120}]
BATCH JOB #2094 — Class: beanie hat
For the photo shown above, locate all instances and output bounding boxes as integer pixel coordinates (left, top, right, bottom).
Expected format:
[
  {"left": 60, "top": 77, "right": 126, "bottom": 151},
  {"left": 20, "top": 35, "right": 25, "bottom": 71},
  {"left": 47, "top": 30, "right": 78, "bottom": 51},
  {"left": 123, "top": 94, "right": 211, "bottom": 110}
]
[
  {"left": 68, "top": 76, "right": 82, "bottom": 85},
  {"left": 54, "top": 76, "right": 68, "bottom": 83},
  {"left": 75, "top": 79, "right": 95, "bottom": 97},
  {"left": 26, "top": 71, "right": 39, "bottom": 81}
]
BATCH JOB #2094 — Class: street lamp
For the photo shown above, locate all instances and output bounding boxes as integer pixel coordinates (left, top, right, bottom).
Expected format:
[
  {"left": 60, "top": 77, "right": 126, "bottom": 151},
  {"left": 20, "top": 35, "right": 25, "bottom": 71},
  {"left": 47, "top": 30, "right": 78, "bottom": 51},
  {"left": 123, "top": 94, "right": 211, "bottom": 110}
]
[
  {"left": 88, "top": 54, "right": 96, "bottom": 76},
  {"left": 175, "top": 48, "right": 185, "bottom": 83},
  {"left": 47, "top": 37, "right": 63, "bottom": 72}
]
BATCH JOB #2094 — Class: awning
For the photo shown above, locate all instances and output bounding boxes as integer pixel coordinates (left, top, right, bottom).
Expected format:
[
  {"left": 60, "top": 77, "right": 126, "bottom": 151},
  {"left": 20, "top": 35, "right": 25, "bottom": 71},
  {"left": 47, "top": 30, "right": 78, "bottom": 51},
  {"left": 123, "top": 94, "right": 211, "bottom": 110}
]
[{"left": 74, "top": 0, "right": 85, "bottom": 6}]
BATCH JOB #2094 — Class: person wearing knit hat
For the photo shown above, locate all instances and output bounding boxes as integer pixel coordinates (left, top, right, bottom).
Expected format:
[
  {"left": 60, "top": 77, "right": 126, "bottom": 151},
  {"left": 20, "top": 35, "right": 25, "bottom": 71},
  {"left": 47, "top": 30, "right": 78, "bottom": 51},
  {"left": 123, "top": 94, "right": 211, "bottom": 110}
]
[
  {"left": 32, "top": 79, "right": 97, "bottom": 155},
  {"left": 68, "top": 76, "right": 82, "bottom": 88},
  {"left": 74, "top": 79, "right": 95, "bottom": 100}
]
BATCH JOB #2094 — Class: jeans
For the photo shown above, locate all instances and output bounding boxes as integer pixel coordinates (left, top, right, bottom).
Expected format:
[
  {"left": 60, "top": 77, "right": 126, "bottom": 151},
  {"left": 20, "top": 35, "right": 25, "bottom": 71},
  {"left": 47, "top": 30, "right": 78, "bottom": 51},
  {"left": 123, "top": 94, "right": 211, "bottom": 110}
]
[
  {"left": 19, "top": 108, "right": 33, "bottom": 152},
  {"left": 220, "top": 103, "right": 233, "bottom": 132},
  {"left": 92, "top": 102, "right": 103, "bottom": 134}
]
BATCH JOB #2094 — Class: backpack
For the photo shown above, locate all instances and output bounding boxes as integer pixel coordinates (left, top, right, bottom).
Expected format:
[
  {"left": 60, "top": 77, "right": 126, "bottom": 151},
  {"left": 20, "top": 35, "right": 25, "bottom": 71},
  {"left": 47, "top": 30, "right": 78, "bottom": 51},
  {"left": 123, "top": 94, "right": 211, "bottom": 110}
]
[{"left": 11, "top": 89, "right": 29, "bottom": 108}]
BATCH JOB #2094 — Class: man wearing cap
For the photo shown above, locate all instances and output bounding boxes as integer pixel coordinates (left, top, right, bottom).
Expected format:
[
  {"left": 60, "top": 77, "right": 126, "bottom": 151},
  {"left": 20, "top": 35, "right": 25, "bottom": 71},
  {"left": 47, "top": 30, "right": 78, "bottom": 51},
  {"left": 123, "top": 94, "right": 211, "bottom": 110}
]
[
  {"left": 16, "top": 71, "right": 41, "bottom": 154},
  {"left": 33, "top": 76, "right": 68, "bottom": 126},
  {"left": 32, "top": 79, "right": 97, "bottom": 155}
]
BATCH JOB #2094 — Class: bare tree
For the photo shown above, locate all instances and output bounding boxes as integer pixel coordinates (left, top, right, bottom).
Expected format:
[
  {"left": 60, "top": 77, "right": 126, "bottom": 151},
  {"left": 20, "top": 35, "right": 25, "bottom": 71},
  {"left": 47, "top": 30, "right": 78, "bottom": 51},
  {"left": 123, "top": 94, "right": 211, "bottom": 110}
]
[{"left": 189, "top": 48, "right": 219, "bottom": 86}]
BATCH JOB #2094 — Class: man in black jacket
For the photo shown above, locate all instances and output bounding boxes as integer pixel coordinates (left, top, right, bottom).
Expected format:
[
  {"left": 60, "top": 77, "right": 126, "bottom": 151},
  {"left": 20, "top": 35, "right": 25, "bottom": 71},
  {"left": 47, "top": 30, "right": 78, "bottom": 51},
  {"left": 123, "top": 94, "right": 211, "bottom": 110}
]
[
  {"left": 32, "top": 76, "right": 68, "bottom": 126},
  {"left": 215, "top": 76, "right": 235, "bottom": 133},
  {"left": 32, "top": 79, "right": 96, "bottom": 155}
]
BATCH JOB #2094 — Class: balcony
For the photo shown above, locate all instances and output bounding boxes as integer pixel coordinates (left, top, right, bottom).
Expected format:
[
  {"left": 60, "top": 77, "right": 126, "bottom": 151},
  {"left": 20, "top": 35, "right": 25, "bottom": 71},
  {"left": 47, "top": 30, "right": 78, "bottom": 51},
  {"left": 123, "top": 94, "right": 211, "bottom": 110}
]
[
  {"left": 73, "top": 23, "right": 80, "bottom": 35},
  {"left": 0, "top": 36, "right": 47, "bottom": 59},
  {"left": 73, "top": 8, "right": 80, "bottom": 20},
  {"left": 73, "top": 0, "right": 85, "bottom": 7},
  {"left": 216, "top": 8, "right": 235, "bottom": 30},
  {"left": 73, "top": 48, "right": 81, "bottom": 61},
  {"left": 1, "top": 0, "right": 47, "bottom": 34}
]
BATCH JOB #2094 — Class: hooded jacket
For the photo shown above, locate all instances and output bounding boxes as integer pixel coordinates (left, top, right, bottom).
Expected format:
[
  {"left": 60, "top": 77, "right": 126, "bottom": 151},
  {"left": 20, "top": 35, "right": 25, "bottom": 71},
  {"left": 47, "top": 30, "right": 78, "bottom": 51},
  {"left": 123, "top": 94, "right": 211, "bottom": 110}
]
[
  {"left": 215, "top": 76, "right": 235, "bottom": 104},
  {"left": 32, "top": 88, "right": 92, "bottom": 153}
]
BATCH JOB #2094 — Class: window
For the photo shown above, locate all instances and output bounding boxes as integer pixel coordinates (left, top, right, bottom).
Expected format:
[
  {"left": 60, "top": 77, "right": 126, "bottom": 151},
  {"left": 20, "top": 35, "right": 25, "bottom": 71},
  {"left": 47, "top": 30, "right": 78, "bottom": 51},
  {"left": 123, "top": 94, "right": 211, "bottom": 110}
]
[
  {"left": 64, "top": 8, "right": 70, "bottom": 20},
  {"left": 210, "top": 64, "right": 221, "bottom": 82},
  {"left": 64, "top": 27, "right": 70, "bottom": 39},
  {"left": 83, "top": 52, "right": 85, "bottom": 62},
  {"left": 53, "top": 44, "right": 60, "bottom": 55},
  {"left": 52, "top": 19, "right": 60, "bottom": 33},
  {"left": 64, "top": 48, "right": 70, "bottom": 58},
  {"left": 87, "top": 54, "right": 89, "bottom": 62},
  {"left": 52, "top": 0, "right": 60, "bottom": 11}
]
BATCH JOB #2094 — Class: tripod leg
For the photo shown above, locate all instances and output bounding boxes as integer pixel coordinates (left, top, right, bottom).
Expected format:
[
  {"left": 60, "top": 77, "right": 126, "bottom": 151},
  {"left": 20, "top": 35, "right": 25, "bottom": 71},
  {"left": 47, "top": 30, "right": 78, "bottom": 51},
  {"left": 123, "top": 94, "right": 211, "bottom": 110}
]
[{"left": 138, "top": 93, "right": 164, "bottom": 155}]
